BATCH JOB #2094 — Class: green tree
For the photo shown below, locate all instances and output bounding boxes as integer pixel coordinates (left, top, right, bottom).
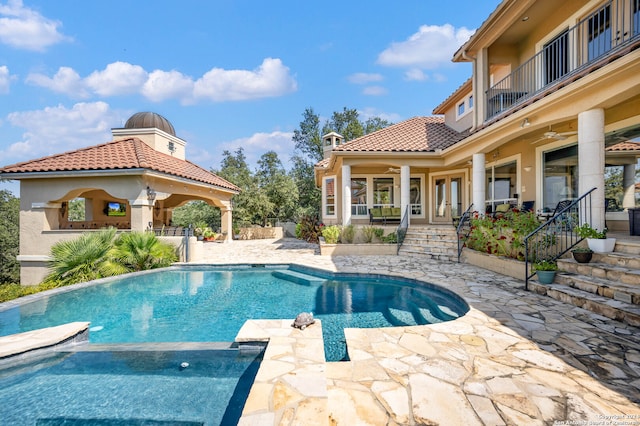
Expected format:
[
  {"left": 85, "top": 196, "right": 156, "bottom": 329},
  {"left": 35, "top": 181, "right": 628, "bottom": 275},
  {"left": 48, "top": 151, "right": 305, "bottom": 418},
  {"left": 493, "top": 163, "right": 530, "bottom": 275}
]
[
  {"left": 67, "top": 198, "right": 85, "bottom": 221},
  {"left": 0, "top": 189, "right": 19, "bottom": 284},
  {"left": 604, "top": 166, "right": 624, "bottom": 204},
  {"left": 257, "top": 151, "right": 299, "bottom": 223},
  {"left": 292, "top": 107, "right": 323, "bottom": 163},
  {"left": 214, "top": 147, "right": 259, "bottom": 226},
  {"left": 322, "top": 107, "right": 364, "bottom": 141},
  {"left": 364, "top": 116, "right": 393, "bottom": 134},
  {"left": 171, "top": 201, "right": 221, "bottom": 230}
]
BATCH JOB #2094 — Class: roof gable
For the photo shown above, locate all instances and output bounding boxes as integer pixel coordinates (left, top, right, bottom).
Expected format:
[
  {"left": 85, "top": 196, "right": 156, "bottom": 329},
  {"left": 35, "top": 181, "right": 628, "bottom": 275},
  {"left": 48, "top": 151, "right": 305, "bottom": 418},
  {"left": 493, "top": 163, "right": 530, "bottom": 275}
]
[
  {"left": 0, "top": 138, "right": 239, "bottom": 192},
  {"left": 330, "top": 116, "right": 468, "bottom": 154}
]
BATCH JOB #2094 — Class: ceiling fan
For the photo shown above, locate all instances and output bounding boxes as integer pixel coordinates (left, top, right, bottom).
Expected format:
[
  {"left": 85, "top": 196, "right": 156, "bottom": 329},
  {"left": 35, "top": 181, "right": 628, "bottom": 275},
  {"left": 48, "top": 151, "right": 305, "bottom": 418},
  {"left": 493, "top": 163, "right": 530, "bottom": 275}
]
[
  {"left": 384, "top": 167, "right": 401, "bottom": 174},
  {"left": 531, "top": 127, "right": 577, "bottom": 144}
]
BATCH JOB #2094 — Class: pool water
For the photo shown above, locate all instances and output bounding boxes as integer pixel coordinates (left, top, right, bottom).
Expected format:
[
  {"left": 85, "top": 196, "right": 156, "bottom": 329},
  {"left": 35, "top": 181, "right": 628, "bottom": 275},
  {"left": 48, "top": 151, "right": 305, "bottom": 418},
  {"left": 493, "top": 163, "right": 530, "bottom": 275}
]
[
  {"left": 0, "top": 347, "right": 262, "bottom": 426},
  {"left": 0, "top": 265, "right": 468, "bottom": 361}
]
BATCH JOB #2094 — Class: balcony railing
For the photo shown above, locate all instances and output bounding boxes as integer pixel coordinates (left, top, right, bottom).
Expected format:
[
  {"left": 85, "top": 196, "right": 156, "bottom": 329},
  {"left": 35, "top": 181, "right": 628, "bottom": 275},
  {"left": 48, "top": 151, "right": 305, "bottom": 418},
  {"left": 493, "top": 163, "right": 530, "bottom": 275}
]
[{"left": 486, "top": 0, "right": 640, "bottom": 120}]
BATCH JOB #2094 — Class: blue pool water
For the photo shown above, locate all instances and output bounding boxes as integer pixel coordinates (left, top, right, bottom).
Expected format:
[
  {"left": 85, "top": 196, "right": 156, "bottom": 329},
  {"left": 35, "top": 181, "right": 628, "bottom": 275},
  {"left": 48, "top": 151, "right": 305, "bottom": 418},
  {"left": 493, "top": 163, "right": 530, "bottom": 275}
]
[
  {"left": 0, "top": 347, "right": 262, "bottom": 425},
  {"left": 0, "top": 265, "right": 468, "bottom": 361}
]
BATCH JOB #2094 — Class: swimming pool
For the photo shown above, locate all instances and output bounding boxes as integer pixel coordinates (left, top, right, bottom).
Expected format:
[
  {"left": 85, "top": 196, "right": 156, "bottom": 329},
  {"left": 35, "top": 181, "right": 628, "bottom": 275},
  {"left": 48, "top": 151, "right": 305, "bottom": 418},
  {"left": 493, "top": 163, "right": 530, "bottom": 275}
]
[
  {"left": 0, "top": 265, "right": 469, "bottom": 361},
  {"left": 0, "top": 345, "right": 263, "bottom": 425}
]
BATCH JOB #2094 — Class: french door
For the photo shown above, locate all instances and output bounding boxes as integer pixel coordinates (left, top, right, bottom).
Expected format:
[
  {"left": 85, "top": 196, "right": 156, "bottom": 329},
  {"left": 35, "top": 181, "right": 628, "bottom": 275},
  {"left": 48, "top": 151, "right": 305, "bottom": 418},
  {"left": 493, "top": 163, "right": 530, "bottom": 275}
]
[{"left": 432, "top": 173, "right": 464, "bottom": 224}]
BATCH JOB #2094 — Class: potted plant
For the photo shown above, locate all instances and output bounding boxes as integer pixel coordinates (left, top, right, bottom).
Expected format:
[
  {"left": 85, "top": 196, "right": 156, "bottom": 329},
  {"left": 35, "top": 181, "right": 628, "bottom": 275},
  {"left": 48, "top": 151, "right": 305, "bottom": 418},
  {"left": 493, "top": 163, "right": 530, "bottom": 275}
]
[
  {"left": 203, "top": 228, "right": 217, "bottom": 241},
  {"left": 533, "top": 259, "right": 558, "bottom": 284},
  {"left": 571, "top": 246, "right": 593, "bottom": 263},
  {"left": 574, "top": 223, "right": 616, "bottom": 253}
]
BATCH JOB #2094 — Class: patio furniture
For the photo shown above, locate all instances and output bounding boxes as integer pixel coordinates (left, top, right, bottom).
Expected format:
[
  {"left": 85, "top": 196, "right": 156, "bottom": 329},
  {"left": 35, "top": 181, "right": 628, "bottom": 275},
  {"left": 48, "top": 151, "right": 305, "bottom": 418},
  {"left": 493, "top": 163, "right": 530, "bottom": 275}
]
[{"left": 369, "top": 207, "right": 401, "bottom": 225}]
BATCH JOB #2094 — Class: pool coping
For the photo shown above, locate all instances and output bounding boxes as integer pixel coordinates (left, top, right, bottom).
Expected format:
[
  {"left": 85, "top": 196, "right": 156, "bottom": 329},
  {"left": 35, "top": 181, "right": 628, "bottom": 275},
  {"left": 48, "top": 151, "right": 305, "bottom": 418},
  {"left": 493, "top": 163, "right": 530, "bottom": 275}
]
[{"left": 0, "top": 321, "right": 89, "bottom": 362}]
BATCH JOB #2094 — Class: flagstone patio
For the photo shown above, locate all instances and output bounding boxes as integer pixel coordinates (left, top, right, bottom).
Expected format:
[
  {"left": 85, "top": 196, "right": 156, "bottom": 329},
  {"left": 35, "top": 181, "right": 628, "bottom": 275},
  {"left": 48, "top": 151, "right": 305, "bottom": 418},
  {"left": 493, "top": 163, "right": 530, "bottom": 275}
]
[{"left": 200, "top": 238, "right": 640, "bottom": 425}]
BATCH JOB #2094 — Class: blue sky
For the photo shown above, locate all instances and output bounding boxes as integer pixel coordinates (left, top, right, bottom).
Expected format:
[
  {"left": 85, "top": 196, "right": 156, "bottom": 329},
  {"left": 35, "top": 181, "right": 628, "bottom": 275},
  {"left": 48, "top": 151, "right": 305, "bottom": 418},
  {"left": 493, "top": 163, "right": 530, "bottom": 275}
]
[{"left": 0, "top": 0, "right": 501, "bottom": 194}]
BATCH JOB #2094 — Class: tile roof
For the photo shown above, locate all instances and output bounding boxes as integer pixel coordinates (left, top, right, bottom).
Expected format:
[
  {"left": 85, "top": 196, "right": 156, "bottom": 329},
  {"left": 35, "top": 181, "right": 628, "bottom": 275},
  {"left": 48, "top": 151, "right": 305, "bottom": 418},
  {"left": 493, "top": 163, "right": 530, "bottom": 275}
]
[
  {"left": 606, "top": 141, "right": 640, "bottom": 152},
  {"left": 0, "top": 138, "right": 240, "bottom": 192},
  {"left": 330, "top": 116, "right": 468, "bottom": 154}
]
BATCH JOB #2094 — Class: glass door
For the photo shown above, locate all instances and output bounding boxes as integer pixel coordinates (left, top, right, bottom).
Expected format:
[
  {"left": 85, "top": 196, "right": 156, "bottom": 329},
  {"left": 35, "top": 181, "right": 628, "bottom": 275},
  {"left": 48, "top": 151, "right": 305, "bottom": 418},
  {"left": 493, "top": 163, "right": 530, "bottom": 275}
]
[{"left": 432, "top": 174, "right": 463, "bottom": 224}]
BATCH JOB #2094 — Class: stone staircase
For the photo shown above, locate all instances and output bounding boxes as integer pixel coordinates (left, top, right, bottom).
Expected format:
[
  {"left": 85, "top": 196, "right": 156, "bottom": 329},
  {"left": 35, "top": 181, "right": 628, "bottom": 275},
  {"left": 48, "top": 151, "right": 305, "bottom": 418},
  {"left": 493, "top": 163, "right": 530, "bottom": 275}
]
[
  {"left": 529, "top": 239, "right": 640, "bottom": 327},
  {"left": 398, "top": 225, "right": 458, "bottom": 261}
]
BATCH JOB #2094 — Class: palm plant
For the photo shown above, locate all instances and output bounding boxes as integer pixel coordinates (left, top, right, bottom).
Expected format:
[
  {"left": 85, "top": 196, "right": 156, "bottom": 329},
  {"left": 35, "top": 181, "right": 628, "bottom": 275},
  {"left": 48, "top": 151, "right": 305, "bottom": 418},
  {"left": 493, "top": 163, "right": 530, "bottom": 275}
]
[
  {"left": 110, "top": 231, "right": 178, "bottom": 272},
  {"left": 45, "top": 228, "right": 124, "bottom": 286}
]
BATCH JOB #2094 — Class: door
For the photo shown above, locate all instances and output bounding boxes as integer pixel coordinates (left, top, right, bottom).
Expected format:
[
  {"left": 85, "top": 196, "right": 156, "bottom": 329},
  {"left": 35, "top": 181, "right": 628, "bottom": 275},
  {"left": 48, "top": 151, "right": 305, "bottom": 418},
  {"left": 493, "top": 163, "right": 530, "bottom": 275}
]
[{"left": 432, "top": 174, "right": 463, "bottom": 224}]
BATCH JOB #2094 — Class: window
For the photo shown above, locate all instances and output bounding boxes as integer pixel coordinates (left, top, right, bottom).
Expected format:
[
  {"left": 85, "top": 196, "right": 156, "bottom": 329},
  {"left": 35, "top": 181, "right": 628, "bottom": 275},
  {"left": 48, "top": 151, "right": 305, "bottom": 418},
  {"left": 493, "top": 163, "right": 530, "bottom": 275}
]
[
  {"left": 351, "top": 178, "right": 367, "bottom": 215},
  {"left": 485, "top": 161, "right": 517, "bottom": 213},
  {"left": 633, "top": 0, "right": 640, "bottom": 35},
  {"left": 325, "top": 177, "right": 336, "bottom": 216},
  {"left": 587, "top": 5, "right": 611, "bottom": 60},
  {"left": 410, "top": 177, "right": 422, "bottom": 215},
  {"left": 544, "top": 30, "right": 569, "bottom": 85},
  {"left": 468, "top": 95, "right": 474, "bottom": 109},
  {"left": 457, "top": 102, "right": 465, "bottom": 116},
  {"left": 542, "top": 145, "right": 578, "bottom": 212},
  {"left": 373, "top": 178, "right": 394, "bottom": 207},
  {"left": 67, "top": 198, "right": 86, "bottom": 221}
]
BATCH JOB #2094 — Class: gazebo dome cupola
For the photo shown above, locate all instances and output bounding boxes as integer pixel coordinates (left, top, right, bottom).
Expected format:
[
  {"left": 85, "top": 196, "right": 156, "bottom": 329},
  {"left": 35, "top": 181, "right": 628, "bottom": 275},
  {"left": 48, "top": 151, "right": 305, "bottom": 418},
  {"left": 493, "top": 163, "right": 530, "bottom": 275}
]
[
  {"left": 322, "top": 131, "right": 344, "bottom": 159},
  {"left": 112, "top": 111, "right": 186, "bottom": 160}
]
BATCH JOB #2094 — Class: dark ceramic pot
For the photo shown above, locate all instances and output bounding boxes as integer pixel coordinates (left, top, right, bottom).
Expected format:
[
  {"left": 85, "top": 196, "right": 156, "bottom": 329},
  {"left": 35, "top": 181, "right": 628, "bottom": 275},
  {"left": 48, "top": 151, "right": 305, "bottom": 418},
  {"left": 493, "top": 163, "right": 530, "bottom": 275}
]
[{"left": 572, "top": 251, "right": 593, "bottom": 263}]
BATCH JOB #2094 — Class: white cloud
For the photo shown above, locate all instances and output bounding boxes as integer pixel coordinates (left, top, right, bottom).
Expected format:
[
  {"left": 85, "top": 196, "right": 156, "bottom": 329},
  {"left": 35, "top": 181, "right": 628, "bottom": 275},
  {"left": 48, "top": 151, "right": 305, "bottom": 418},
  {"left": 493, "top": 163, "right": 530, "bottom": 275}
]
[
  {"left": 377, "top": 24, "right": 474, "bottom": 69},
  {"left": 362, "top": 85, "right": 387, "bottom": 96},
  {"left": 194, "top": 58, "right": 297, "bottom": 102},
  {"left": 142, "top": 70, "right": 194, "bottom": 103},
  {"left": 404, "top": 68, "right": 428, "bottom": 81},
  {"left": 85, "top": 62, "right": 148, "bottom": 96},
  {"left": 2, "top": 102, "right": 122, "bottom": 162},
  {"left": 26, "top": 66, "right": 88, "bottom": 97},
  {"left": 26, "top": 58, "right": 298, "bottom": 103},
  {"left": 348, "top": 73, "right": 383, "bottom": 84},
  {"left": 358, "top": 107, "right": 402, "bottom": 124},
  {"left": 0, "top": 65, "right": 11, "bottom": 93},
  {"left": 0, "top": 0, "right": 70, "bottom": 51},
  {"left": 217, "top": 130, "right": 295, "bottom": 170}
]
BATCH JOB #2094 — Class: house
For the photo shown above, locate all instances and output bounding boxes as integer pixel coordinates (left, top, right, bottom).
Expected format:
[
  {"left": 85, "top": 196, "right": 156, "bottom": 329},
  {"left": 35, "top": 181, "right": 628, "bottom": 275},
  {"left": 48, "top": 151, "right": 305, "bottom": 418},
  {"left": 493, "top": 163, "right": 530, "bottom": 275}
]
[
  {"left": 315, "top": 0, "right": 640, "bottom": 232},
  {"left": 0, "top": 112, "right": 240, "bottom": 285}
]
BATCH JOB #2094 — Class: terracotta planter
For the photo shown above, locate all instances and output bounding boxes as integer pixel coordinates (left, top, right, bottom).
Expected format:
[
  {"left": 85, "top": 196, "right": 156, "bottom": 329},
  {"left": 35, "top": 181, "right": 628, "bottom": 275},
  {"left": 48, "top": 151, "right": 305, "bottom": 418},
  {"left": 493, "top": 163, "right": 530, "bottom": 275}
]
[
  {"left": 535, "top": 270, "right": 556, "bottom": 284},
  {"left": 572, "top": 251, "right": 593, "bottom": 263},
  {"left": 587, "top": 238, "right": 616, "bottom": 253}
]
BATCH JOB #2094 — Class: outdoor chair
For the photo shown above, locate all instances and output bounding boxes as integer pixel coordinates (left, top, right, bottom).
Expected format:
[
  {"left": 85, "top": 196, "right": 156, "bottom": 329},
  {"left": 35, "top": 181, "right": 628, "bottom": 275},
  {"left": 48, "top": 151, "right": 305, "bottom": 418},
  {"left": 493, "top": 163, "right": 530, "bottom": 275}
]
[{"left": 520, "top": 200, "right": 534, "bottom": 212}]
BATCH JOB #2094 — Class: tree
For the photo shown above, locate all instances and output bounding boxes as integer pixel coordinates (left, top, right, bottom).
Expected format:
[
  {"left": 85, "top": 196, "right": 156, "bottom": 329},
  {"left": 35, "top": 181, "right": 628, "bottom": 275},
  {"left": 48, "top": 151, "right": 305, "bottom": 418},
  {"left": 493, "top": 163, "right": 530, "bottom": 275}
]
[
  {"left": 322, "top": 107, "right": 364, "bottom": 141},
  {"left": 110, "top": 231, "right": 177, "bottom": 272},
  {"left": 256, "top": 151, "right": 299, "bottom": 223},
  {"left": 0, "top": 189, "right": 19, "bottom": 284},
  {"left": 364, "top": 116, "right": 393, "bottom": 134},
  {"left": 214, "top": 148, "right": 259, "bottom": 226},
  {"left": 171, "top": 201, "right": 221, "bottom": 230},
  {"left": 292, "top": 108, "right": 323, "bottom": 163}
]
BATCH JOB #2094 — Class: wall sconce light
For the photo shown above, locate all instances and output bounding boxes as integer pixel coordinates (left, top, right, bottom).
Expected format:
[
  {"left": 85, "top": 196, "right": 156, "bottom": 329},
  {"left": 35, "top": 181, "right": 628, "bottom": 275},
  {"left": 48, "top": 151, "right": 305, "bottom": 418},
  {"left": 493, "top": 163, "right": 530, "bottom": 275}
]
[
  {"left": 523, "top": 166, "right": 532, "bottom": 172},
  {"left": 521, "top": 118, "right": 531, "bottom": 128},
  {"left": 146, "top": 186, "right": 156, "bottom": 202}
]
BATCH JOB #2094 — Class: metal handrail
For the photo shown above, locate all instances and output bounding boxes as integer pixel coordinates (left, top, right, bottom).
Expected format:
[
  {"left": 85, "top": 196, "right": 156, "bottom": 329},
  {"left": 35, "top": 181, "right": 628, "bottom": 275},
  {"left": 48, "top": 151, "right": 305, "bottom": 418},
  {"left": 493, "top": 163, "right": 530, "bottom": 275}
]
[
  {"left": 523, "top": 188, "right": 597, "bottom": 290},
  {"left": 456, "top": 204, "right": 474, "bottom": 262},
  {"left": 396, "top": 206, "right": 410, "bottom": 254}
]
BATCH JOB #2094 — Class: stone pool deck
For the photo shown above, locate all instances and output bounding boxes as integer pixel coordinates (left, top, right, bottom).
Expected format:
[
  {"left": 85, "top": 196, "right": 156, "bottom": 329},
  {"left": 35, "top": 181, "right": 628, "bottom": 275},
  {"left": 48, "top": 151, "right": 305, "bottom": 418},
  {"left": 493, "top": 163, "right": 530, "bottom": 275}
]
[{"left": 200, "top": 239, "right": 640, "bottom": 425}]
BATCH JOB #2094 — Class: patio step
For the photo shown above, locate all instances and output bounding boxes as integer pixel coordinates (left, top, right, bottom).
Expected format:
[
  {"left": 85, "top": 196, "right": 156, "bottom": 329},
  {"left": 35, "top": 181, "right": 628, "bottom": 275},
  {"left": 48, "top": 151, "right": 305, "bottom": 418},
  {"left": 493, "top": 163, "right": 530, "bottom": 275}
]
[
  {"left": 272, "top": 270, "right": 327, "bottom": 286},
  {"left": 532, "top": 243, "right": 640, "bottom": 327},
  {"left": 398, "top": 226, "right": 458, "bottom": 261}
]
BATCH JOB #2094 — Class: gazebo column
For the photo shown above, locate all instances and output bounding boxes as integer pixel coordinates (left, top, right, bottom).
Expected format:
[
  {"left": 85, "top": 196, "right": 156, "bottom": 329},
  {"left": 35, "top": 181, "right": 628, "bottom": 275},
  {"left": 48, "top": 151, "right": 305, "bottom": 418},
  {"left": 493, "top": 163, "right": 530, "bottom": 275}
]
[
  {"left": 342, "top": 165, "right": 351, "bottom": 225},
  {"left": 472, "top": 153, "right": 486, "bottom": 215},
  {"left": 129, "top": 198, "right": 154, "bottom": 232},
  {"left": 578, "top": 108, "right": 605, "bottom": 230},
  {"left": 221, "top": 204, "right": 233, "bottom": 243},
  {"left": 400, "top": 165, "right": 410, "bottom": 222}
]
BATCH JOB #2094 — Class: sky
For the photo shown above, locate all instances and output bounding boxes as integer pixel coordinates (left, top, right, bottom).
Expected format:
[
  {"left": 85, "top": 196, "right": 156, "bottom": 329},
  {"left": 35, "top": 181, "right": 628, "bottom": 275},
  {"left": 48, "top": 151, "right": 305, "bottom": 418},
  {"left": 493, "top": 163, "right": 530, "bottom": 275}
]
[{"left": 0, "top": 0, "right": 502, "bottom": 195}]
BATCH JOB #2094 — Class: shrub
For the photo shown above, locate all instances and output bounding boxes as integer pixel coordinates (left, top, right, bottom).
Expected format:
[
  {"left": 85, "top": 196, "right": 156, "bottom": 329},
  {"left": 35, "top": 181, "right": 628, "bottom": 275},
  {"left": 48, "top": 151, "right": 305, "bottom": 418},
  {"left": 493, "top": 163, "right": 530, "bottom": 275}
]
[
  {"left": 382, "top": 232, "right": 398, "bottom": 244},
  {"left": 574, "top": 223, "right": 607, "bottom": 239},
  {"left": 341, "top": 224, "right": 355, "bottom": 243},
  {"left": 533, "top": 259, "right": 558, "bottom": 271},
  {"left": 464, "top": 210, "right": 547, "bottom": 260},
  {"left": 361, "top": 225, "right": 376, "bottom": 243},
  {"left": 372, "top": 227, "right": 385, "bottom": 241},
  {"left": 322, "top": 225, "right": 341, "bottom": 244},
  {"left": 296, "top": 215, "right": 324, "bottom": 243}
]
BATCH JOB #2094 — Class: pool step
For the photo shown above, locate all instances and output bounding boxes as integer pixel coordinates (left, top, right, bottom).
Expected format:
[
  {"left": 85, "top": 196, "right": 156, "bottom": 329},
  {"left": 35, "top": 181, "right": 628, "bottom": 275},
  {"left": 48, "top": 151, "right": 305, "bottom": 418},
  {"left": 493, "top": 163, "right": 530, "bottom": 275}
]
[{"left": 272, "top": 270, "right": 327, "bottom": 286}]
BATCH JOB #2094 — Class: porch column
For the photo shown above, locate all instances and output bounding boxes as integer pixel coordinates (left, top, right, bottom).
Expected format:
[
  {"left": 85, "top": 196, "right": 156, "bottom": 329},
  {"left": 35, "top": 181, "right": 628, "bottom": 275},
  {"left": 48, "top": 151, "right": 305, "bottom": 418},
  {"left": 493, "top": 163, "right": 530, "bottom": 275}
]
[
  {"left": 342, "top": 165, "right": 351, "bottom": 225},
  {"left": 400, "top": 165, "right": 410, "bottom": 223},
  {"left": 129, "top": 199, "right": 154, "bottom": 231},
  {"left": 472, "top": 153, "right": 486, "bottom": 215},
  {"left": 578, "top": 108, "right": 605, "bottom": 230},
  {"left": 623, "top": 163, "right": 636, "bottom": 210},
  {"left": 221, "top": 204, "right": 233, "bottom": 243}
]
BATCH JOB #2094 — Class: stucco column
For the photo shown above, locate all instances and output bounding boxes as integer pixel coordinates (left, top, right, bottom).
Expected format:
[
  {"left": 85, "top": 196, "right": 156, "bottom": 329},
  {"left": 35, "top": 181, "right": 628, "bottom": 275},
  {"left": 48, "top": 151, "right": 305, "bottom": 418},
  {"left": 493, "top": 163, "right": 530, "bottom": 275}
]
[
  {"left": 221, "top": 205, "right": 233, "bottom": 243},
  {"left": 578, "top": 108, "right": 605, "bottom": 230},
  {"left": 400, "top": 165, "right": 410, "bottom": 222},
  {"left": 472, "top": 153, "right": 486, "bottom": 215},
  {"left": 129, "top": 199, "right": 154, "bottom": 231},
  {"left": 623, "top": 163, "right": 636, "bottom": 210},
  {"left": 342, "top": 165, "right": 351, "bottom": 225}
]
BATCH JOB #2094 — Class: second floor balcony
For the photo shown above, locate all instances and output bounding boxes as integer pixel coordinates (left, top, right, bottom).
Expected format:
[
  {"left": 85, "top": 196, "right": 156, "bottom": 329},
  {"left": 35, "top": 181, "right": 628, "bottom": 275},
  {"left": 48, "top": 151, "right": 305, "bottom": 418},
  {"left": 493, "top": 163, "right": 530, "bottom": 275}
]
[{"left": 486, "top": 0, "right": 640, "bottom": 121}]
